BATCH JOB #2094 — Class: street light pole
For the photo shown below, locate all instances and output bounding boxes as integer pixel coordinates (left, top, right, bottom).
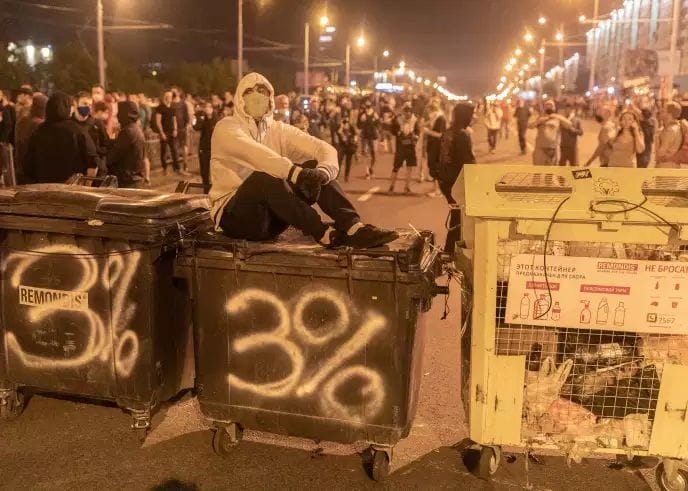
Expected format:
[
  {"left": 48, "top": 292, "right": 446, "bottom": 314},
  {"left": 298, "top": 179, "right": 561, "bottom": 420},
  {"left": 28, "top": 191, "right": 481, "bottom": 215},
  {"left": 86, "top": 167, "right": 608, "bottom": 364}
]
[
  {"left": 96, "top": 0, "right": 105, "bottom": 88},
  {"left": 667, "top": 0, "right": 681, "bottom": 99},
  {"left": 304, "top": 23, "right": 309, "bottom": 95},
  {"left": 539, "top": 40, "right": 545, "bottom": 111},
  {"left": 345, "top": 43, "right": 351, "bottom": 87},
  {"left": 237, "top": 0, "right": 243, "bottom": 78},
  {"left": 588, "top": 0, "right": 599, "bottom": 93}
]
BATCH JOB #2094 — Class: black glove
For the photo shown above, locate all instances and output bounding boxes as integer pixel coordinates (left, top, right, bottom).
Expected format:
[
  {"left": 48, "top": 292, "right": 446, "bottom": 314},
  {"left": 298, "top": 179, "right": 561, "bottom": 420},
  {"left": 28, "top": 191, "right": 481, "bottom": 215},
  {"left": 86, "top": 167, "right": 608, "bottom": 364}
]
[{"left": 294, "top": 167, "right": 322, "bottom": 204}]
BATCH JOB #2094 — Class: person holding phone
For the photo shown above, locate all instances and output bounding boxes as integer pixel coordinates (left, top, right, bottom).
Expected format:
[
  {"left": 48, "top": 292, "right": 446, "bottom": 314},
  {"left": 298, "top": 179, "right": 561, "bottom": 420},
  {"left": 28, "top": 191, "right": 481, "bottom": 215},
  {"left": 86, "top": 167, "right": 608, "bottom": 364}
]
[{"left": 607, "top": 110, "right": 645, "bottom": 168}]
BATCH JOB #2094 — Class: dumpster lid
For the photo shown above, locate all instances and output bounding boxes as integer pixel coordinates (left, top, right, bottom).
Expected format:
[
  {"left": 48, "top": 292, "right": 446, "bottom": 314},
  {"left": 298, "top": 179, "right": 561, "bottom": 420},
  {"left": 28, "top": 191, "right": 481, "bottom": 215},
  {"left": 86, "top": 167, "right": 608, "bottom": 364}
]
[
  {"left": 0, "top": 184, "right": 210, "bottom": 222},
  {"left": 191, "top": 227, "right": 435, "bottom": 273}
]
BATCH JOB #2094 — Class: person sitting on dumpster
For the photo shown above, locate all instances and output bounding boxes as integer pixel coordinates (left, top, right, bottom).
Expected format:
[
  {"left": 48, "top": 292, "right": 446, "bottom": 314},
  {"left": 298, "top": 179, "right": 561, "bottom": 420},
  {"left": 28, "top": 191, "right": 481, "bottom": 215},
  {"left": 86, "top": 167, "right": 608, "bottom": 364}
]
[{"left": 209, "top": 72, "right": 398, "bottom": 248}]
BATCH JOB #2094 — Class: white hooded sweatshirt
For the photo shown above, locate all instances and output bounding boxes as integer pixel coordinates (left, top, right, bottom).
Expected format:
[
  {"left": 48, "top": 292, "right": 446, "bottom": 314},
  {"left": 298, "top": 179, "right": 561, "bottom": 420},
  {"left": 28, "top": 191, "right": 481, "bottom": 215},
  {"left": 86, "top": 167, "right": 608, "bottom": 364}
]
[{"left": 209, "top": 72, "right": 339, "bottom": 228}]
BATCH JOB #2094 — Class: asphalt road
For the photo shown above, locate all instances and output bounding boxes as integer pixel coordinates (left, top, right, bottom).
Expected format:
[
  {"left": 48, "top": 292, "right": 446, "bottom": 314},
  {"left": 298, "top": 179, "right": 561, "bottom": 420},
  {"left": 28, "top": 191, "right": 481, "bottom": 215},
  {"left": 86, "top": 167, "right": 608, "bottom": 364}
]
[{"left": 0, "top": 121, "right": 658, "bottom": 490}]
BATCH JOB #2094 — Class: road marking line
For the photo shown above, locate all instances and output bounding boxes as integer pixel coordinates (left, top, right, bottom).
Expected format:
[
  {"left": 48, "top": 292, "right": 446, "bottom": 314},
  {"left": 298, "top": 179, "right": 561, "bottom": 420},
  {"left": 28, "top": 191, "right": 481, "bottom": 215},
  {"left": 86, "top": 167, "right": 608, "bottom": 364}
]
[{"left": 358, "top": 186, "right": 380, "bottom": 202}]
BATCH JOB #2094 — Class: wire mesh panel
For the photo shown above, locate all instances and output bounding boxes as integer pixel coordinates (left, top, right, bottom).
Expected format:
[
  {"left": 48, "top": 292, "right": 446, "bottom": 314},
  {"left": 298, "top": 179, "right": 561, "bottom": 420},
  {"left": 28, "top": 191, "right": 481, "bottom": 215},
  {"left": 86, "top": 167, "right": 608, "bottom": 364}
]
[{"left": 495, "top": 238, "right": 688, "bottom": 453}]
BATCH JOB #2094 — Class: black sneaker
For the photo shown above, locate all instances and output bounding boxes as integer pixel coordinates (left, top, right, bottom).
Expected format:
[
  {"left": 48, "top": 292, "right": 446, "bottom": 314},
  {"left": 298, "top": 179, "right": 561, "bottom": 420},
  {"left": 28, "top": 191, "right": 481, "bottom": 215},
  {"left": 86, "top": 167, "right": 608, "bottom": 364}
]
[{"left": 334, "top": 225, "right": 399, "bottom": 249}]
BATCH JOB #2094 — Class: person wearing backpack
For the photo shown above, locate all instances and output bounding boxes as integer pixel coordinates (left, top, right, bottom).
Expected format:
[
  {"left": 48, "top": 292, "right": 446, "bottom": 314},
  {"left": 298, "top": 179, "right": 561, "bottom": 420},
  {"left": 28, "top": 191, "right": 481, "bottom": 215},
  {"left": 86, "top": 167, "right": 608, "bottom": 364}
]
[
  {"left": 656, "top": 101, "right": 686, "bottom": 168},
  {"left": 529, "top": 100, "right": 572, "bottom": 165}
]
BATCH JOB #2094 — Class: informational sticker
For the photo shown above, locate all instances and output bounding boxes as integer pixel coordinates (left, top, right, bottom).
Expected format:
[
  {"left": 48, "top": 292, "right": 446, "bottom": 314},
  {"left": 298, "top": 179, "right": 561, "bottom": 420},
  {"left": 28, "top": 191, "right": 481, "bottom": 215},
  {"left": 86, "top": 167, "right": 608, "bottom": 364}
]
[
  {"left": 19, "top": 285, "right": 88, "bottom": 311},
  {"left": 505, "top": 254, "right": 688, "bottom": 334}
]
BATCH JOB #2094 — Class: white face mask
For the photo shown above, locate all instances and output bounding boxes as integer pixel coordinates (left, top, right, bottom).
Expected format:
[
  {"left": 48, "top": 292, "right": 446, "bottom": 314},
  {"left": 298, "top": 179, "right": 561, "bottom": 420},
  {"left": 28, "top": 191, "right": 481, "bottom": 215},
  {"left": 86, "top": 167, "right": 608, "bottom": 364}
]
[{"left": 243, "top": 91, "right": 270, "bottom": 119}]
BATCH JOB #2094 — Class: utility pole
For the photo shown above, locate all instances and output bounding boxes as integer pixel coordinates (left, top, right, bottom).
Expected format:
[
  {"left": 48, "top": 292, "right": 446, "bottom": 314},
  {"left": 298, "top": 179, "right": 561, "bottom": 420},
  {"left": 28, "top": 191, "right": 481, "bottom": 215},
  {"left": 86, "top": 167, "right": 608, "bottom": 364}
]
[
  {"left": 237, "top": 0, "right": 244, "bottom": 78},
  {"left": 304, "top": 23, "right": 309, "bottom": 95},
  {"left": 539, "top": 40, "right": 545, "bottom": 111},
  {"left": 96, "top": 0, "right": 105, "bottom": 88},
  {"left": 345, "top": 43, "right": 351, "bottom": 87},
  {"left": 588, "top": 0, "right": 599, "bottom": 92},
  {"left": 667, "top": 0, "right": 681, "bottom": 99}
]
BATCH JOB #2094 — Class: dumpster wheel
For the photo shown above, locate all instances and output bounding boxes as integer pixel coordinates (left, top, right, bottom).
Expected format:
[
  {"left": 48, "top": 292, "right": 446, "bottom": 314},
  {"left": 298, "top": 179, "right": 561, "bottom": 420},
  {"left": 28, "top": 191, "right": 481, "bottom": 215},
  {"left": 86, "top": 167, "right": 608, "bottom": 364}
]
[
  {"left": 657, "top": 461, "right": 688, "bottom": 491},
  {"left": 477, "top": 446, "right": 501, "bottom": 480},
  {"left": 0, "top": 390, "right": 24, "bottom": 421},
  {"left": 370, "top": 449, "right": 390, "bottom": 482},
  {"left": 212, "top": 423, "right": 243, "bottom": 457}
]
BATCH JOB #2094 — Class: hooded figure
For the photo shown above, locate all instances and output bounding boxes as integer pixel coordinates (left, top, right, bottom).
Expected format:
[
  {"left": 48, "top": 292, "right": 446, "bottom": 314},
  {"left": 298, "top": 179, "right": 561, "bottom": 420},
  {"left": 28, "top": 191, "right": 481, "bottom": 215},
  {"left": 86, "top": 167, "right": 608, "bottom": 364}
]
[
  {"left": 14, "top": 93, "right": 47, "bottom": 183},
  {"left": 210, "top": 72, "right": 396, "bottom": 248},
  {"left": 106, "top": 100, "right": 145, "bottom": 188},
  {"left": 24, "top": 91, "right": 98, "bottom": 184}
]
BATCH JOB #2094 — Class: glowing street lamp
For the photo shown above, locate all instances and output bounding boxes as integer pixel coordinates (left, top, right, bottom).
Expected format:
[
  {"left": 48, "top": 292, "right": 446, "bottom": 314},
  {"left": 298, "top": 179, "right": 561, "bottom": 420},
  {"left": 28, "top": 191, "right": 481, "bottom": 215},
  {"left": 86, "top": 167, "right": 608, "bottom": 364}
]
[
  {"left": 383, "top": 49, "right": 390, "bottom": 57},
  {"left": 319, "top": 15, "right": 329, "bottom": 27},
  {"left": 505, "top": 64, "right": 513, "bottom": 72},
  {"left": 524, "top": 32, "right": 534, "bottom": 43},
  {"left": 515, "top": 48, "right": 522, "bottom": 56},
  {"left": 523, "top": 64, "right": 530, "bottom": 70},
  {"left": 539, "top": 47, "right": 545, "bottom": 55},
  {"left": 500, "top": 76, "right": 507, "bottom": 83},
  {"left": 578, "top": 15, "right": 586, "bottom": 23},
  {"left": 356, "top": 35, "right": 365, "bottom": 48},
  {"left": 529, "top": 56, "right": 536, "bottom": 65},
  {"left": 399, "top": 60, "right": 406, "bottom": 68},
  {"left": 416, "top": 76, "right": 423, "bottom": 83},
  {"left": 538, "top": 16, "right": 546, "bottom": 25},
  {"left": 555, "top": 31, "right": 564, "bottom": 42},
  {"left": 424, "top": 79, "right": 431, "bottom": 86},
  {"left": 509, "top": 57, "right": 517, "bottom": 65}
]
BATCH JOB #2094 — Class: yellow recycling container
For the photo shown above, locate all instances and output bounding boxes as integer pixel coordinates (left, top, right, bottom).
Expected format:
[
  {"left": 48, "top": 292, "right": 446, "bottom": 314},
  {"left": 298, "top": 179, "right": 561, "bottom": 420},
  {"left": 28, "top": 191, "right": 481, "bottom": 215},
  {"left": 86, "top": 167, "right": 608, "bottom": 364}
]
[{"left": 456, "top": 165, "right": 688, "bottom": 490}]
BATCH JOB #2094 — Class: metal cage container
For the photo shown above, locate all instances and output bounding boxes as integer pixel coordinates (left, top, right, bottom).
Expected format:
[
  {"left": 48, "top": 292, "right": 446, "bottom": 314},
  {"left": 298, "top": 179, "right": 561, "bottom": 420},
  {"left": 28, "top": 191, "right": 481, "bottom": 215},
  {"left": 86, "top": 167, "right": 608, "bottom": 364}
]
[{"left": 457, "top": 166, "right": 688, "bottom": 490}]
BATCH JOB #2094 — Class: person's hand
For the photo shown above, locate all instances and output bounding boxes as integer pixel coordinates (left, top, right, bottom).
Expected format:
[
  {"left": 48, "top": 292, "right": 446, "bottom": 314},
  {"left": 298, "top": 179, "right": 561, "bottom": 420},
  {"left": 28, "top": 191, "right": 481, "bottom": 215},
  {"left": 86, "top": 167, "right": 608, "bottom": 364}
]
[
  {"left": 160, "top": 133, "right": 167, "bottom": 142},
  {"left": 172, "top": 130, "right": 178, "bottom": 138},
  {"left": 295, "top": 168, "right": 323, "bottom": 204}
]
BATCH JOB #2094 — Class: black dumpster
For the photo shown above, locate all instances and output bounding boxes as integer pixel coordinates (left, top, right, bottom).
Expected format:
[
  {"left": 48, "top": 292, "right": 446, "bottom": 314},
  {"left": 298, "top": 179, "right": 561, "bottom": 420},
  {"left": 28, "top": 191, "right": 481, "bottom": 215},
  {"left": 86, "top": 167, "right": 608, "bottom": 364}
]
[
  {"left": 177, "top": 228, "right": 441, "bottom": 480},
  {"left": 0, "top": 184, "right": 210, "bottom": 441}
]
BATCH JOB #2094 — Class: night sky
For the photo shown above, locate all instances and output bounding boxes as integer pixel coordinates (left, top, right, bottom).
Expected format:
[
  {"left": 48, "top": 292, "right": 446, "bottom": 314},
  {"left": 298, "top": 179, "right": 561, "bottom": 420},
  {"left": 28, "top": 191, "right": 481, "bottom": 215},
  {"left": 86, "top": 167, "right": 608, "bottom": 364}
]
[{"left": 0, "top": 0, "right": 619, "bottom": 94}]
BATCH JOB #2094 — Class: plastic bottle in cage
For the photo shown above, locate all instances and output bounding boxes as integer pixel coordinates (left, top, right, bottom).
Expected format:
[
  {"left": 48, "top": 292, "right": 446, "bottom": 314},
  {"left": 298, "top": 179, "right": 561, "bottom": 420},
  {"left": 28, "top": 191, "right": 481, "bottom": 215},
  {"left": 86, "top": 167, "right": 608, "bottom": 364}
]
[
  {"left": 580, "top": 301, "right": 591, "bottom": 323},
  {"left": 551, "top": 301, "right": 561, "bottom": 321},
  {"left": 534, "top": 294, "right": 549, "bottom": 320},
  {"left": 519, "top": 293, "right": 530, "bottom": 319},
  {"left": 574, "top": 342, "right": 633, "bottom": 365},
  {"left": 614, "top": 302, "right": 626, "bottom": 326},
  {"left": 596, "top": 298, "right": 609, "bottom": 324}
]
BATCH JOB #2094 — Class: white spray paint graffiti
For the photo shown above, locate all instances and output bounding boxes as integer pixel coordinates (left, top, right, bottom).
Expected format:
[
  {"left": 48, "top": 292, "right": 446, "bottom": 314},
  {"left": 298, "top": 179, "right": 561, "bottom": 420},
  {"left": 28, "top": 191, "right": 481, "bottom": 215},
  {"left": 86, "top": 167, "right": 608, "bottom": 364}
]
[
  {"left": 225, "top": 287, "right": 388, "bottom": 424},
  {"left": 5, "top": 245, "right": 142, "bottom": 377}
]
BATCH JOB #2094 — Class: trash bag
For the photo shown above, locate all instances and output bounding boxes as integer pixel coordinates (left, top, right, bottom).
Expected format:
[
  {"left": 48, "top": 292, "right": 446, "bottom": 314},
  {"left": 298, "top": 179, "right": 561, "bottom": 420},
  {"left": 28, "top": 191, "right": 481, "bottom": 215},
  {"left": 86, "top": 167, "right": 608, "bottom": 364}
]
[
  {"left": 577, "top": 366, "right": 662, "bottom": 419},
  {"left": 525, "top": 357, "right": 574, "bottom": 420}
]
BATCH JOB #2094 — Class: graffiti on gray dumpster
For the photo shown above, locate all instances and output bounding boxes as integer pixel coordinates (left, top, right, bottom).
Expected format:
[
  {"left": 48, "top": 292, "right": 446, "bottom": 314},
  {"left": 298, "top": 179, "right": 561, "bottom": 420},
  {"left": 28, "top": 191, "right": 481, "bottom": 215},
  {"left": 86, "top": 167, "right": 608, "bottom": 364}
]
[
  {"left": 225, "top": 287, "right": 387, "bottom": 423},
  {"left": 4, "top": 245, "right": 141, "bottom": 377}
]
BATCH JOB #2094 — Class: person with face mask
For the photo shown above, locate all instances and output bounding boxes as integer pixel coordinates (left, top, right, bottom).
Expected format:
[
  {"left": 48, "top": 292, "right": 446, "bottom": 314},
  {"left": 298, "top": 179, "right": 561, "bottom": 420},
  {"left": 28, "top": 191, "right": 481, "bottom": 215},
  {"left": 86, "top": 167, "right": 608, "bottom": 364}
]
[
  {"left": 210, "top": 72, "right": 397, "bottom": 249},
  {"left": 194, "top": 101, "right": 219, "bottom": 192},
  {"left": 24, "top": 91, "right": 98, "bottom": 183},
  {"left": 529, "top": 100, "right": 572, "bottom": 165},
  {"left": 73, "top": 91, "right": 110, "bottom": 176}
]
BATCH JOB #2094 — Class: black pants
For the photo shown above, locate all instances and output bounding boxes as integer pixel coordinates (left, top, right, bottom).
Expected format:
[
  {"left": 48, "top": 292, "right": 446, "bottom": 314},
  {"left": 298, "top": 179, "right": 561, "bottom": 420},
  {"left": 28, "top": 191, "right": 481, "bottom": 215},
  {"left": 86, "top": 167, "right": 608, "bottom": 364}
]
[
  {"left": 517, "top": 125, "right": 527, "bottom": 152},
  {"left": 339, "top": 152, "right": 354, "bottom": 180},
  {"left": 559, "top": 146, "right": 578, "bottom": 166},
  {"left": 362, "top": 138, "right": 376, "bottom": 167},
  {"left": 427, "top": 144, "right": 441, "bottom": 180},
  {"left": 487, "top": 129, "right": 498, "bottom": 150},
  {"left": 160, "top": 135, "right": 180, "bottom": 171},
  {"left": 637, "top": 149, "right": 651, "bottom": 168},
  {"left": 199, "top": 149, "right": 211, "bottom": 192},
  {"left": 220, "top": 171, "right": 360, "bottom": 241}
]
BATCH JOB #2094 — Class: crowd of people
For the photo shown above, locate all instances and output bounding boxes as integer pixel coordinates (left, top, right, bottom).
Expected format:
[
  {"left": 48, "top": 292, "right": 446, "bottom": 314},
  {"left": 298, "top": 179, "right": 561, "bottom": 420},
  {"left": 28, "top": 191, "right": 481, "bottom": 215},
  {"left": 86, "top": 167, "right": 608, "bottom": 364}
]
[
  {"left": 0, "top": 81, "right": 473, "bottom": 199},
  {"left": 477, "top": 94, "right": 688, "bottom": 169}
]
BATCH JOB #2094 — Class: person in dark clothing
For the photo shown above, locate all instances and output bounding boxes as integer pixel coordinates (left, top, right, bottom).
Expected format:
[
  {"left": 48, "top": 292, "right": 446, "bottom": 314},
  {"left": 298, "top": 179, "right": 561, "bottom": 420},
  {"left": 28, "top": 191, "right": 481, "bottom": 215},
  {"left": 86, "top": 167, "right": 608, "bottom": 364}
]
[
  {"left": 155, "top": 90, "right": 185, "bottom": 176},
  {"left": 14, "top": 93, "right": 46, "bottom": 184},
  {"left": 106, "top": 101, "right": 145, "bottom": 188},
  {"left": 357, "top": 102, "right": 379, "bottom": 178},
  {"left": 73, "top": 91, "right": 111, "bottom": 176},
  {"left": 0, "top": 89, "right": 16, "bottom": 145},
  {"left": 513, "top": 99, "right": 531, "bottom": 155},
  {"left": 172, "top": 88, "right": 191, "bottom": 170},
  {"left": 389, "top": 104, "right": 420, "bottom": 194},
  {"left": 637, "top": 107, "right": 656, "bottom": 168},
  {"left": 439, "top": 103, "right": 476, "bottom": 204},
  {"left": 423, "top": 98, "right": 447, "bottom": 197},
  {"left": 559, "top": 103, "right": 584, "bottom": 166},
  {"left": 337, "top": 118, "right": 357, "bottom": 182},
  {"left": 193, "top": 101, "right": 219, "bottom": 193},
  {"left": 439, "top": 102, "right": 476, "bottom": 253},
  {"left": 24, "top": 91, "right": 98, "bottom": 183}
]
